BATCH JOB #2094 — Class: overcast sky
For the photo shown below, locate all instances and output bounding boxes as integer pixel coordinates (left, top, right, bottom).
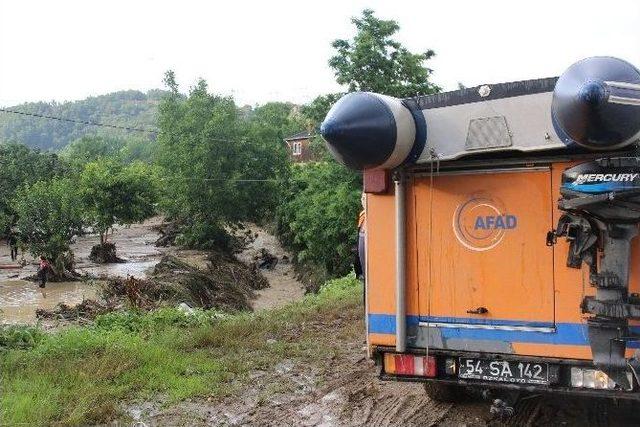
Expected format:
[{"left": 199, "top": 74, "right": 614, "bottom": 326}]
[{"left": 1, "top": 0, "right": 639, "bottom": 107}]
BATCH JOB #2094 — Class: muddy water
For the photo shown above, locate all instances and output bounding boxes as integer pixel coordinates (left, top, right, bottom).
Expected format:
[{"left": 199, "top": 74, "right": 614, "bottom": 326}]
[
  {"left": 0, "top": 280, "right": 97, "bottom": 324},
  {"left": 0, "top": 218, "right": 165, "bottom": 324},
  {"left": 0, "top": 218, "right": 305, "bottom": 324},
  {"left": 236, "top": 224, "right": 305, "bottom": 311}
]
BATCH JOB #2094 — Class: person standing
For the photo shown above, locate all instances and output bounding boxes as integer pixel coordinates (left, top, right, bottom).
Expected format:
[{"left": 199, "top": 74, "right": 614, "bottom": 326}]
[
  {"left": 7, "top": 232, "right": 18, "bottom": 262},
  {"left": 37, "top": 256, "right": 50, "bottom": 288}
]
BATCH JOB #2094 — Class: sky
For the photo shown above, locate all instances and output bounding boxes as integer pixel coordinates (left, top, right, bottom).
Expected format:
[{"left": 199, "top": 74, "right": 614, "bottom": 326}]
[{"left": 1, "top": 0, "right": 639, "bottom": 107}]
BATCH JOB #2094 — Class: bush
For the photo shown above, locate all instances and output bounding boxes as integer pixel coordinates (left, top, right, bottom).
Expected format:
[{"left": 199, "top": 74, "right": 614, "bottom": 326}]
[
  {"left": 319, "top": 272, "right": 360, "bottom": 296},
  {"left": 276, "top": 160, "right": 361, "bottom": 280},
  {"left": 93, "top": 308, "right": 225, "bottom": 333},
  {"left": 0, "top": 325, "right": 45, "bottom": 351}
]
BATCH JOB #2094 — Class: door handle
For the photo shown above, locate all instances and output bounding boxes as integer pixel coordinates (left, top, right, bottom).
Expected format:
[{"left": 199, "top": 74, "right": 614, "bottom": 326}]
[{"left": 466, "top": 307, "right": 488, "bottom": 315}]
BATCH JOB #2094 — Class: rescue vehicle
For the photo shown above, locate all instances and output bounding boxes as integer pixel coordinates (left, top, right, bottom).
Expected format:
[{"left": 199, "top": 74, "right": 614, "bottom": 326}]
[{"left": 321, "top": 56, "right": 640, "bottom": 404}]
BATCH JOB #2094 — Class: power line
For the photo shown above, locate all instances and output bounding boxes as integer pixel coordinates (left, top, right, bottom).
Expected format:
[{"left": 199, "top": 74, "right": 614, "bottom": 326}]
[
  {"left": 160, "top": 177, "right": 280, "bottom": 182},
  {"left": 0, "top": 108, "right": 159, "bottom": 134},
  {"left": 0, "top": 108, "right": 256, "bottom": 144}
]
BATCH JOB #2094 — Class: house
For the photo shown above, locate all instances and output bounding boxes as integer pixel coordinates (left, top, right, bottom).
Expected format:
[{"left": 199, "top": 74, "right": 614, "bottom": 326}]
[{"left": 283, "top": 130, "right": 315, "bottom": 163}]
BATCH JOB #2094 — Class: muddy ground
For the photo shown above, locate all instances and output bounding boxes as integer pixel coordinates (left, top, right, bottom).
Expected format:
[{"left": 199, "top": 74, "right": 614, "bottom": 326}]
[
  {"left": 129, "top": 313, "right": 640, "bottom": 427},
  {"left": 235, "top": 225, "right": 305, "bottom": 311}
]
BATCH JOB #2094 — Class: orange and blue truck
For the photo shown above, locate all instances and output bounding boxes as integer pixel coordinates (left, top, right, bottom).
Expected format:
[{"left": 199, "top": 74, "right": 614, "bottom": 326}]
[{"left": 321, "top": 56, "right": 640, "bottom": 405}]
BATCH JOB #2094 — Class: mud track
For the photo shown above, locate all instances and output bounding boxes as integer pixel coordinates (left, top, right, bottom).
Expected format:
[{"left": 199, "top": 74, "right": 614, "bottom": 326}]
[{"left": 135, "top": 314, "right": 640, "bottom": 427}]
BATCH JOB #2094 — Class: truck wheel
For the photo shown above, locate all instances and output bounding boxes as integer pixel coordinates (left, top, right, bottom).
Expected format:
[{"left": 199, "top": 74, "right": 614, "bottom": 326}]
[{"left": 423, "top": 382, "right": 467, "bottom": 403}]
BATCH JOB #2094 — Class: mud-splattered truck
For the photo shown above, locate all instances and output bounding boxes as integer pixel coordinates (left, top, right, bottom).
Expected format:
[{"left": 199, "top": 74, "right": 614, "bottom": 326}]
[{"left": 320, "top": 56, "right": 640, "bottom": 407}]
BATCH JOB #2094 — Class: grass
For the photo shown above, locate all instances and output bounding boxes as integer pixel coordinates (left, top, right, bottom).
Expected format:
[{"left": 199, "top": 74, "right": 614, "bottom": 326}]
[{"left": 0, "top": 274, "right": 362, "bottom": 426}]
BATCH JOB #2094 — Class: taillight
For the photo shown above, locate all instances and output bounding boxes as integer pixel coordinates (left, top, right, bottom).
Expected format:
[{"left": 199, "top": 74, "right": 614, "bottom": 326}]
[
  {"left": 384, "top": 353, "right": 436, "bottom": 377},
  {"left": 570, "top": 367, "right": 633, "bottom": 391}
]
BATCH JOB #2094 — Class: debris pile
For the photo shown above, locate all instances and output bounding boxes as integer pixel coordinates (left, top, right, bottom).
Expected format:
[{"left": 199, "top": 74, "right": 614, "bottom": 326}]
[
  {"left": 35, "top": 299, "right": 113, "bottom": 321},
  {"left": 101, "top": 276, "right": 163, "bottom": 310},
  {"left": 89, "top": 242, "right": 126, "bottom": 264},
  {"left": 256, "top": 248, "right": 278, "bottom": 270},
  {"left": 153, "top": 221, "right": 181, "bottom": 247},
  {"left": 101, "top": 252, "right": 269, "bottom": 312},
  {"left": 207, "top": 250, "right": 269, "bottom": 290}
]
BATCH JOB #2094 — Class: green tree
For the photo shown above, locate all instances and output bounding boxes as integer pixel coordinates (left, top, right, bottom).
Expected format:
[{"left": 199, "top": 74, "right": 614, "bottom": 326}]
[
  {"left": 62, "top": 135, "right": 157, "bottom": 171},
  {"left": 79, "top": 160, "right": 158, "bottom": 247},
  {"left": 241, "top": 102, "right": 299, "bottom": 216},
  {"left": 12, "top": 178, "right": 83, "bottom": 274},
  {"left": 300, "top": 93, "right": 343, "bottom": 129},
  {"left": 0, "top": 144, "right": 66, "bottom": 235},
  {"left": 157, "top": 73, "right": 290, "bottom": 249},
  {"left": 121, "top": 137, "right": 157, "bottom": 164},
  {"left": 329, "top": 9, "right": 440, "bottom": 98},
  {"left": 277, "top": 161, "right": 362, "bottom": 281},
  {"left": 61, "top": 136, "right": 126, "bottom": 170}
]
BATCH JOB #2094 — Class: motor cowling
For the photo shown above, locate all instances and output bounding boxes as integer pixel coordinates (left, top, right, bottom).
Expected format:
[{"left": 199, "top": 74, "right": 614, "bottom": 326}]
[
  {"left": 560, "top": 157, "right": 640, "bottom": 221},
  {"left": 556, "top": 157, "right": 640, "bottom": 389}
]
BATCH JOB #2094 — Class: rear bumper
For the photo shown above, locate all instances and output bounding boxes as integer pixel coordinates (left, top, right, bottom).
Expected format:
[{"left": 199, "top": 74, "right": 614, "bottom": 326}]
[{"left": 374, "top": 346, "right": 640, "bottom": 401}]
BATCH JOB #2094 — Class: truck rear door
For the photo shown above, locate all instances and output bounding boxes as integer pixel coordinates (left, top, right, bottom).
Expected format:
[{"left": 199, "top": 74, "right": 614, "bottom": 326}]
[{"left": 415, "top": 167, "right": 555, "bottom": 328}]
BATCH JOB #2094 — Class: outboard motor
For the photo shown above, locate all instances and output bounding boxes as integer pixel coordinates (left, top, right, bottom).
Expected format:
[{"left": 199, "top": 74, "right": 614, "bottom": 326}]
[
  {"left": 553, "top": 57, "right": 640, "bottom": 388},
  {"left": 557, "top": 158, "right": 640, "bottom": 388}
]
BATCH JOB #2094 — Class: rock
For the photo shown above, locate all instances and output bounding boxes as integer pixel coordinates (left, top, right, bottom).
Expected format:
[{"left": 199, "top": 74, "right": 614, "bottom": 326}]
[
  {"left": 275, "top": 359, "right": 294, "bottom": 374},
  {"left": 177, "top": 302, "right": 194, "bottom": 315}
]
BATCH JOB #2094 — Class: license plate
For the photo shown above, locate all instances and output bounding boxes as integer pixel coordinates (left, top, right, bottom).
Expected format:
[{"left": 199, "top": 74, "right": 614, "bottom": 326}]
[{"left": 458, "top": 358, "right": 549, "bottom": 385}]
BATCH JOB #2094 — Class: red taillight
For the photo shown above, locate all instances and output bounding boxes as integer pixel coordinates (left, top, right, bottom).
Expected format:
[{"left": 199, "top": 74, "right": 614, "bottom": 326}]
[{"left": 384, "top": 353, "right": 436, "bottom": 377}]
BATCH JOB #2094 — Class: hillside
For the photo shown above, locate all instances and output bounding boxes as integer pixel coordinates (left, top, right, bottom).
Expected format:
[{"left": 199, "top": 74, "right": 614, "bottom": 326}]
[{"left": 0, "top": 90, "right": 167, "bottom": 151}]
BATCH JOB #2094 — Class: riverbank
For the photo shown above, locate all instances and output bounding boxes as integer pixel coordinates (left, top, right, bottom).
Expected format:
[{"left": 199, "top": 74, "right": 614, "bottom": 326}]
[
  {"left": 5, "top": 274, "right": 635, "bottom": 427},
  {"left": 0, "top": 275, "right": 360, "bottom": 426}
]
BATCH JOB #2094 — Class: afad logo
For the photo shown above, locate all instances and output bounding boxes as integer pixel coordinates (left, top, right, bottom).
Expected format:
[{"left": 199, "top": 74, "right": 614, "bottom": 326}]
[{"left": 452, "top": 194, "right": 517, "bottom": 251}]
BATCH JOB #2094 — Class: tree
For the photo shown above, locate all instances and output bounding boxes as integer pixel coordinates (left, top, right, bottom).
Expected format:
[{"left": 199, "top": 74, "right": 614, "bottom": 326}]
[
  {"left": 157, "top": 73, "right": 291, "bottom": 249},
  {"left": 241, "top": 102, "right": 299, "bottom": 216},
  {"left": 276, "top": 161, "right": 362, "bottom": 283},
  {"left": 300, "top": 93, "right": 343, "bottom": 129},
  {"left": 61, "top": 136, "right": 126, "bottom": 170},
  {"left": 79, "top": 160, "right": 158, "bottom": 257},
  {"left": 0, "top": 144, "right": 67, "bottom": 236},
  {"left": 329, "top": 9, "right": 440, "bottom": 98},
  {"left": 12, "top": 178, "right": 83, "bottom": 275}
]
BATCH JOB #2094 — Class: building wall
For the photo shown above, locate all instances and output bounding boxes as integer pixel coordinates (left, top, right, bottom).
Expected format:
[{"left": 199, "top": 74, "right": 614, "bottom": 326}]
[{"left": 286, "top": 138, "right": 315, "bottom": 163}]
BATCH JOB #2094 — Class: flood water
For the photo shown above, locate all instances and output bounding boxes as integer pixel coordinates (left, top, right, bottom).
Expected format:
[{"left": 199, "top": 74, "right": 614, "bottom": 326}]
[
  {"left": 0, "top": 218, "right": 165, "bottom": 324},
  {"left": 0, "top": 219, "right": 303, "bottom": 324},
  {"left": 0, "top": 280, "right": 97, "bottom": 324}
]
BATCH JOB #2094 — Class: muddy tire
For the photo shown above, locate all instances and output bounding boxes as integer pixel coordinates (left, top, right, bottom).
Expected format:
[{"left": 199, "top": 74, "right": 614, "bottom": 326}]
[{"left": 423, "top": 382, "right": 467, "bottom": 403}]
